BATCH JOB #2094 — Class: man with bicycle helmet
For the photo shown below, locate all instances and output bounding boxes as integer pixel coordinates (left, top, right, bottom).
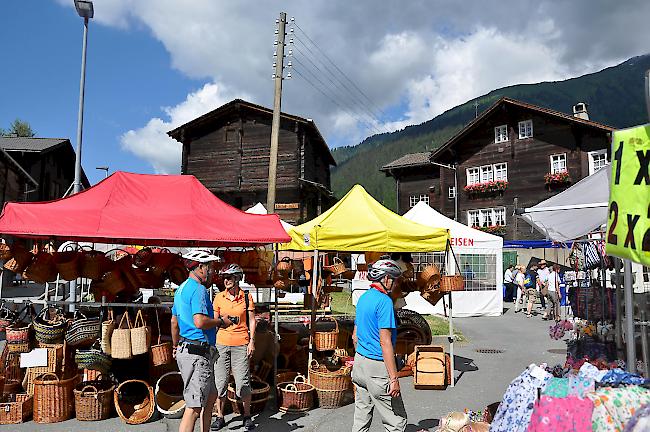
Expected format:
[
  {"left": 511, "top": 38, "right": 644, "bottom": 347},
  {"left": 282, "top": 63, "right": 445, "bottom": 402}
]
[
  {"left": 171, "top": 249, "right": 223, "bottom": 432},
  {"left": 211, "top": 264, "right": 257, "bottom": 431},
  {"left": 352, "top": 258, "right": 407, "bottom": 432}
]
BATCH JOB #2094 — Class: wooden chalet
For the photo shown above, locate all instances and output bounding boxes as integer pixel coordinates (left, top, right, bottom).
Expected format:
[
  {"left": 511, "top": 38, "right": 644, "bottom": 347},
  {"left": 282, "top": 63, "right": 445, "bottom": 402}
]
[
  {"left": 0, "top": 137, "right": 89, "bottom": 201},
  {"left": 382, "top": 97, "right": 614, "bottom": 240},
  {"left": 168, "top": 99, "right": 336, "bottom": 224}
]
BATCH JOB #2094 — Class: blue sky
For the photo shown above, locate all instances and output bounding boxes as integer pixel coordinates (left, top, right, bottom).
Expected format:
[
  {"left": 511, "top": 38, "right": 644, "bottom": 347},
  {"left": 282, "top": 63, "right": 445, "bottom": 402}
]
[{"left": 2, "top": 1, "right": 648, "bottom": 185}]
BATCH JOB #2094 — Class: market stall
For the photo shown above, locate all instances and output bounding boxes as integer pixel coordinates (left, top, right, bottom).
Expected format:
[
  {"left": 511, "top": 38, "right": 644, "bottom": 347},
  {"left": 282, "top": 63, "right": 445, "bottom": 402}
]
[
  {"left": 279, "top": 184, "right": 457, "bottom": 387},
  {"left": 403, "top": 201, "right": 503, "bottom": 317},
  {"left": 0, "top": 171, "right": 291, "bottom": 424}
]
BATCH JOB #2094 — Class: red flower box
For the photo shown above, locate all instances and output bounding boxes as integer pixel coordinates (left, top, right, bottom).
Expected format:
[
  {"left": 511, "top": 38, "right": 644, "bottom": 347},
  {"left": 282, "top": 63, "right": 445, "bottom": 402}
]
[
  {"left": 472, "top": 225, "right": 506, "bottom": 236},
  {"left": 463, "top": 180, "right": 508, "bottom": 195},
  {"left": 544, "top": 171, "right": 571, "bottom": 185}
]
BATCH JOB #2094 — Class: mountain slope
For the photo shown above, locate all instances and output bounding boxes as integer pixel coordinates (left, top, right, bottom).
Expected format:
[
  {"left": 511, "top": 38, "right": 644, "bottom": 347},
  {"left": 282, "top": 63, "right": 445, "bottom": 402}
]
[{"left": 331, "top": 55, "right": 650, "bottom": 210}]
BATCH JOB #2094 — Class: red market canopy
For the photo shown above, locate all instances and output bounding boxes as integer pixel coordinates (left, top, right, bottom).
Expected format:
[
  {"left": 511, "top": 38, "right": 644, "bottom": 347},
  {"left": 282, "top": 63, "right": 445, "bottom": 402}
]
[{"left": 0, "top": 171, "right": 291, "bottom": 247}]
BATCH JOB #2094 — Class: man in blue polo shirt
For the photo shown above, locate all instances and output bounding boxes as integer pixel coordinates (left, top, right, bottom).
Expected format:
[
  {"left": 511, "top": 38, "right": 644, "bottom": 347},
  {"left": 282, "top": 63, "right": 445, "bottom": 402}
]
[
  {"left": 352, "top": 258, "right": 407, "bottom": 432},
  {"left": 171, "top": 249, "right": 231, "bottom": 432}
]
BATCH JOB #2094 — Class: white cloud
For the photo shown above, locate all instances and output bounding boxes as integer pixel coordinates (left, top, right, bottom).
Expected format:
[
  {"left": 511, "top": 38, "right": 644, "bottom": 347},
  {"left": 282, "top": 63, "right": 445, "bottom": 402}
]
[{"left": 120, "top": 82, "right": 249, "bottom": 173}]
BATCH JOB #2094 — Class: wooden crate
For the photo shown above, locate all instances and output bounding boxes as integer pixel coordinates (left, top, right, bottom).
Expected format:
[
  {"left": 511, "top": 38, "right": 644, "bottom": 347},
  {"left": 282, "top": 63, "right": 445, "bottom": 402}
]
[
  {"left": 413, "top": 345, "right": 447, "bottom": 390},
  {"left": 0, "top": 393, "right": 33, "bottom": 424}
]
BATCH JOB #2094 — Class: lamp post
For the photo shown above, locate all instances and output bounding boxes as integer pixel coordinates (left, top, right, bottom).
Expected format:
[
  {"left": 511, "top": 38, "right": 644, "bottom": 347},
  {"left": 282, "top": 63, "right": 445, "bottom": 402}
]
[
  {"left": 431, "top": 161, "right": 458, "bottom": 221},
  {"left": 73, "top": 0, "right": 93, "bottom": 194},
  {"left": 95, "top": 166, "right": 108, "bottom": 179}
]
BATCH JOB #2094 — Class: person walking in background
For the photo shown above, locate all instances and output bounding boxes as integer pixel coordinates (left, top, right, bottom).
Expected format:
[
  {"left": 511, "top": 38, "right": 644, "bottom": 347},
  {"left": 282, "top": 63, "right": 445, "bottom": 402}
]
[
  {"left": 543, "top": 264, "right": 561, "bottom": 321},
  {"left": 514, "top": 265, "right": 526, "bottom": 313},
  {"left": 537, "top": 260, "right": 550, "bottom": 312},
  {"left": 504, "top": 264, "right": 516, "bottom": 302},
  {"left": 525, "top": 264, "right": 539, "bottom": 317},
  {"left": 212, "top": 264, "right": 257, "bottom": 431},
  {"left": 352, "top": 259, "right": 407, "bottom": 432},
  {"left": 171, "top": 250, "right": 222, "bottom": 432}
]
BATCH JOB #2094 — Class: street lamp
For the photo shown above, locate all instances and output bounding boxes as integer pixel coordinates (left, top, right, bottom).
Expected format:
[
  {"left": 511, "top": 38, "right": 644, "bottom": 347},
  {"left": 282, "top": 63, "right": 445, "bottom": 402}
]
[
  {"left": 95, "top": 166, "right": 109, "bottom": 179},
  {"left": 430, "top": 161, "right": 458, "bottom": 221},
  {"left": 72, "top": 0, "right": 93, "bottom": 195}
]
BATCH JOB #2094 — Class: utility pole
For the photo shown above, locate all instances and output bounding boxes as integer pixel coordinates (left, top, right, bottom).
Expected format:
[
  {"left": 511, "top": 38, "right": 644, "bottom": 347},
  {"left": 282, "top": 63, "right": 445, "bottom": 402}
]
[{"left": 266, "top": 12, "right": 287, "bottom": 214}]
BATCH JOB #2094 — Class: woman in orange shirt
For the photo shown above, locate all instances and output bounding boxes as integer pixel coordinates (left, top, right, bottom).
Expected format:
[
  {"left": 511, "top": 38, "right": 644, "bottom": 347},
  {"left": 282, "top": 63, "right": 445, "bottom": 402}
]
[{"left": 211, "top": 264, "right": 257, "bottom": 431}]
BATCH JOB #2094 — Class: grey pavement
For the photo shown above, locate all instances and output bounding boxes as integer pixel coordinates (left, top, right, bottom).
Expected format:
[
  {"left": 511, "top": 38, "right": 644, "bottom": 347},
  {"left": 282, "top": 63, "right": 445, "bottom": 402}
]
[{"left": 4, "top": 305, "right": 566, "bottom": 431}]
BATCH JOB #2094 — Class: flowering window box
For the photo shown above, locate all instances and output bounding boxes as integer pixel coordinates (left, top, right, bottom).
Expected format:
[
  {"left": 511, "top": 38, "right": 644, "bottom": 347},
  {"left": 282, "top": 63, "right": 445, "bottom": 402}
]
[
  {"left": 473, "top": 225, "right": 506, "bottom": 236},
  {"left": 464, "top": 180, "right": 508, "bottom": 197},
  {"left": 544, "top": 171, "right": 571, "bottom": 186}
]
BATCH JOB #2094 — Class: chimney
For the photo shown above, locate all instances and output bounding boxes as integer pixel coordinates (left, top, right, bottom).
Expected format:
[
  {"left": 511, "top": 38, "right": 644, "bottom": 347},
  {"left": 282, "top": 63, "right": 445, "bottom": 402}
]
[{"left": 573, "top": 102, "right": 589, "bottom": 120}]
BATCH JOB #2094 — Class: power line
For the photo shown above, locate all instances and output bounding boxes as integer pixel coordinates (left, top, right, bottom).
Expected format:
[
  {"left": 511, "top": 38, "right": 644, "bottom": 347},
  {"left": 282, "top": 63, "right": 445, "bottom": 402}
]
[{"left": 293, "top": 22, "right": 392, "bottom": 126}]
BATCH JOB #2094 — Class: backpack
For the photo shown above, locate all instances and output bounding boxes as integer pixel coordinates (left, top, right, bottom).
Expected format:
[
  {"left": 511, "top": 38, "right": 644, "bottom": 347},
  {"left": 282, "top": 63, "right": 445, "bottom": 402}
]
[
  {"left": 524, "top": 275, "right": 534, "bottom": 288},
  {"left": 244, "top": 290, "right": 250, "bottom": 329}
]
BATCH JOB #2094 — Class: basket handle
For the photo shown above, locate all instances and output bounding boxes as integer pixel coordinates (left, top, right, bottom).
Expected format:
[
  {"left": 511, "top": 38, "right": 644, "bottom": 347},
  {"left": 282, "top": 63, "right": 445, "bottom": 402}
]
[
  {"left": 118, "top": 312, "right": 132, "bottom": 329},
  {"left": 293, "top": 374, "right": 307, "bottom": 384},
  {"left": 80, "top": 385, "right": 99, "bottom": 395},
  {"left": 285, "top": 384, "right": 297, "bottom": 392},
  {"left": 106, "top": 308, "right": 114, "bottom": 321},
  {"left": 38, "top": 372, "right": 60, "bottom": 382},
  {"left": 333, "top": 257, "right": 344, "bottom": 265},
  {"left": 309, "top": 359, "right": 320, "bottom": 370},
  {"left": 134, "top": 309, "right": 146, "bottom": 328},
  {"left": 154, "top": 307, "right": 161, "bottom": 345}
]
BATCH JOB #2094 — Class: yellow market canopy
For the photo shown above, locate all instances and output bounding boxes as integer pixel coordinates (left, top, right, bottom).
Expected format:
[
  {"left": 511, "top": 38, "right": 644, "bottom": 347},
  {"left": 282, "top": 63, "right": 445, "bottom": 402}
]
[{"left": 280, "top": 184, "right": 449, "bottom": 252}]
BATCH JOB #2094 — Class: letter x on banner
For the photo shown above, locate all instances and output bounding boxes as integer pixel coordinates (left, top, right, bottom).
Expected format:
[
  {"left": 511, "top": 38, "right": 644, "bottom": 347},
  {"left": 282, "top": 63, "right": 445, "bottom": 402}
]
[{"left": 606, "top": 123, "right": 650, "bottom": 266}]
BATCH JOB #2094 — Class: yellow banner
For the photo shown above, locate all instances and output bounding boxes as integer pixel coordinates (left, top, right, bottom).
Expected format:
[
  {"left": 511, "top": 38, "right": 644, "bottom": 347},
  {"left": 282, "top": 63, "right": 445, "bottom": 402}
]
[{"left": 605, "top": 124, "right": 650, "bottom": 266}]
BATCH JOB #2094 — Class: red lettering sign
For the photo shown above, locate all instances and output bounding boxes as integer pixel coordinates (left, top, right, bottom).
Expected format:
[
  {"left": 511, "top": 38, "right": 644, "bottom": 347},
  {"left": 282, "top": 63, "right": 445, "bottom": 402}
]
[{"left": 450, "top": 237, "right": 474, "bottom": 247}]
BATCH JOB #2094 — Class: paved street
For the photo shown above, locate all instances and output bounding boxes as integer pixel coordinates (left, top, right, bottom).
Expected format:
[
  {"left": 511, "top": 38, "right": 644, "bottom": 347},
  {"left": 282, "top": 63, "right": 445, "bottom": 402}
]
[{"left": 4, "top": 304, "right": 567, "bottom": 431}]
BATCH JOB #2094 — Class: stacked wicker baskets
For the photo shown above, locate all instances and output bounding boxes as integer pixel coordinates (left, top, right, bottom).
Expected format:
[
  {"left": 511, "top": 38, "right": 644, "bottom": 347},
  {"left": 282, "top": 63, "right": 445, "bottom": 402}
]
[{"left": 308, "top": 360, "right": 352, "bottom": 409}]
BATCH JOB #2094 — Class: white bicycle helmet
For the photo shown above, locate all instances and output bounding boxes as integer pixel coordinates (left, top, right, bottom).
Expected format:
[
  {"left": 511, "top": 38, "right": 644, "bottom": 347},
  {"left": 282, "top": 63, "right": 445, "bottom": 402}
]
[
  {"left": 182, "top": 249, "right": 220, "bottom": 270},
  {"left": 220, "top": 263, "right": 244, "bottom": 278},
  {"left": 367, "top": 258, "right": 403, "bottom": 281}
]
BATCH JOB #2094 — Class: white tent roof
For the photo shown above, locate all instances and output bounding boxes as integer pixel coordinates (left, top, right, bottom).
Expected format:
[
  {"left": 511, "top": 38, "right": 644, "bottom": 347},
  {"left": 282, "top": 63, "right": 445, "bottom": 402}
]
[
  {"left": 403, "top": 201, "right": 503, "bottom": 251},
  {"left": 520, "top": 165, "right": 610, "bottom": 242},
  {"left": 245, "top": 203, "right": 294, "bottom": 231}
]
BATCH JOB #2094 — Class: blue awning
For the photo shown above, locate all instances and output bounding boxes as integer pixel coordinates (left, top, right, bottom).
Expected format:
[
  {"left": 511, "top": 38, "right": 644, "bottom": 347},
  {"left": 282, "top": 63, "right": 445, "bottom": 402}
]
[{"left": 504, "top": 240, "right": 572, "bottom": 249}]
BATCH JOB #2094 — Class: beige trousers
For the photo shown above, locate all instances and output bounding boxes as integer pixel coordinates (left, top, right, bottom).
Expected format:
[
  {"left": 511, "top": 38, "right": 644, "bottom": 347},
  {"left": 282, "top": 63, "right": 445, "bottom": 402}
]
[{"left": 351, "top": 353, "right": 407, "bottom": 432}]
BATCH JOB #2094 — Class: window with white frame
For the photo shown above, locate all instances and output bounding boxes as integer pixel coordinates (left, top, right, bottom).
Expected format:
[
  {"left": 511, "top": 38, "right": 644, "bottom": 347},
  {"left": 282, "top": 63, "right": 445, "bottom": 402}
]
[
  {"left": 518, "top": 119, "right": 533, "bottom": 139},
  {"left": 409, "top": 194, "right": 429, "bottom": 208},
  {"left": 457, "top": 253, "right": 498, "bottom": 291},
  {"left": 480, "top": 165, "right": 494, "bottom": 183},
  {"left": 550, "top": 153, "right": 567, "bottom": 174},
  {"left": 467, "top": 163, "right": 508, "bottom": 185},
  {"left": 467, "top": 207, "right": 507, "bottom": 227},
  {"left": 466, "top": 167, "right": 480, "bottom": 185},
  {"left": 494, "top": 163, "right": 507, "bottom": 181},
  {"left": 494, "top": 125, "right": 508, "bottom": 143},
  {"left": 588, "top": 150, "right": 608, "bottom": 175},
  {"left": 448, "top": 186, "right": 456, "bottom": 199}
]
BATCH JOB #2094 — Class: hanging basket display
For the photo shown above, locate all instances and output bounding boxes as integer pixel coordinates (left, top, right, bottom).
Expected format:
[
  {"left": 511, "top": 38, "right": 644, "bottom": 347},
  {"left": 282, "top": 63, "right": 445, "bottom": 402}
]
[
  {"left": 0, "top": 241, "right": 12, "bottom": 261},
  {"left": 24, "top": 252, "right": 57, "bottom": 283},
  {"left": 323, "top": 257, "right": 346, "bottom": 276},
  {"left": 53, "top": 251, "right": 81, "bottom": 281},
  {"left": 151, "top": 307, "right": 172, "bottom": 366},
  {"left": 439, "top": 275, "right": 465, "bottom": 292},
  {"left": 4, "top": 244, "right": 34, "bottom": 274},
  {"left": 33, "top": 308, "right": 67, "bottom": 344},
  {"left": 80, "top": 250, "right": 113, "bottom": 280},
  {"left": 313, "top": 316, "right": 339, "bottom": 351},
  {"left": 65, "top": 311, "right": 100, "bottom": 347},
  {"left": 417, "top": 264, "right": 441, "bottom": 287}
]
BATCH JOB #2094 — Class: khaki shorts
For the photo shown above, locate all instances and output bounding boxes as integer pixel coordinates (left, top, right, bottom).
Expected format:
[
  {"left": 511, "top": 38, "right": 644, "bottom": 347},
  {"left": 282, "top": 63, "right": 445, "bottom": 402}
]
[
  {"left": 176, "top": 343, "right": 217, "bottom": 408},
  {"left": 526, "top": 288, "right": 538, "bottom": 298},
  {"left": 215, "top": 344, "right": 251, "bottom": 398}
]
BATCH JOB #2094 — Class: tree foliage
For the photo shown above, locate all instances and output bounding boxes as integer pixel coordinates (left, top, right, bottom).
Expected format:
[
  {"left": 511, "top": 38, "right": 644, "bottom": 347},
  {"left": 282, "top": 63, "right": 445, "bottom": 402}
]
[{"left": 1, "top": 119, "right": 35, "bottom": 137}]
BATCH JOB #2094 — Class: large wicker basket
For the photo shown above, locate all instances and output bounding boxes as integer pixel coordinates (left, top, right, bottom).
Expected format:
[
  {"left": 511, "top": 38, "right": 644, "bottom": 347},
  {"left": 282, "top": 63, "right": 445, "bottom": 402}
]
[
  {"left": 114, "top": 379, "right": 155, "bottom": 425},
  {"left": 53, "top": 251, "right": 81, "bottom": 281},
  {"left": 417, "top": 264, "right": 441, "bottom": 287},
  {"left": 315, "top": 387, "right": 349, "bottom": 409},
  {"left": 0, "top": 393, "right": 33, "bottom": 424},
  {"left": 73, "top": 379, "right": 115, "bottom": 421},
  {"left": 314, "top": 316, "right": 339, "bottom": 351},
  {"left": 24, "top": 252, "right": 57, "bottom": 283},
  {"left": 323, "top": 257, "right": 346, "bottom": 276},
  {"left": 277, "top": 375, "right": 314, "bottom": 413},
  {"left": 439, "top": 275, "right": 465, "bottom": 292},
  {"left": 33, "top": 373, "right": 81, "bottom": 423},
  {"left": 155, "top": 372, "right": 185, "bottom": 419},
  {"left": 227, "top": 376, "right": 269, "bottom": 415},
  {"left": 308, "top": 360, "right": 352, "bottom": 391}
]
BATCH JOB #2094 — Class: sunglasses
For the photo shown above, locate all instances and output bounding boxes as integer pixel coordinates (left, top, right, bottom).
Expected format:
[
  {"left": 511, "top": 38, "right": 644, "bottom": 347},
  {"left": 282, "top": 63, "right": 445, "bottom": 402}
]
[{"left": 223, "top": 275, "right": 236, "bottom": 281}]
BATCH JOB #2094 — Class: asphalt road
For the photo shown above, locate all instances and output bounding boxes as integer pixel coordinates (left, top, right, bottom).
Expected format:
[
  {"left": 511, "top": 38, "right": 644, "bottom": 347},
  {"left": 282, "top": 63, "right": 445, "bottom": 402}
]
[{"left": 3, "top": 304, "right": 566, "bottom": 431}]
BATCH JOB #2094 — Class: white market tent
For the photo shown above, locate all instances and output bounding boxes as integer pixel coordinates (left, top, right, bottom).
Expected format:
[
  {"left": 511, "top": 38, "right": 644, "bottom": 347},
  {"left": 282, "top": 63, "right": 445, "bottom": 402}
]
[
  {"left": 403, "top": 201, "right": 504, "bottom": 317},
  {"left": 245, "top": 202, "right": 295, "bottom": 231},
  {"left": 519, "top": 165, "right": 610, "bottom": 242}
]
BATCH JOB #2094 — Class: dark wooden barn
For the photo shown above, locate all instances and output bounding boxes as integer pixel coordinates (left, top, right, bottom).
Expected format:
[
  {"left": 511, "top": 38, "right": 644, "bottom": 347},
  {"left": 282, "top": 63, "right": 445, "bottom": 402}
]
[
  {"left": 382, "top": 98, "right": 614, "bottom": 240},
  {"left": 168, "top": 99, "right": 336, "bottom": 224}
]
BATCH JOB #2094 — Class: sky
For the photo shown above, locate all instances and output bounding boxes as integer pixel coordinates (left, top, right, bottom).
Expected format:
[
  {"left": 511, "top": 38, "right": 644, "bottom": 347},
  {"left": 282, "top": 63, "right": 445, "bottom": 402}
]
[{"left": 1, "top": 0, "right": 649, "bottom": 185}]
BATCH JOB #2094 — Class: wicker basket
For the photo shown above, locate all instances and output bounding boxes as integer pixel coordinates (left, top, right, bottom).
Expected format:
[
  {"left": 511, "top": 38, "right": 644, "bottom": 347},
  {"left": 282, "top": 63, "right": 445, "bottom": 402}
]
[
  {"left": 101, "top": 309, "right": 114, "bottom": 355},
  {"left": 4, "top": 244, "right": 33, "bottom": 273},
  {"left": 24, "top": 252, "right": 57, "bottom": 283},
  {"left": 276, "top": 371, "right": 299, "bottom": 386},
  {"left": 0, "top": 393, "right": 33, "bottom": 424},
  {"left": 0, "top": 306, "right": 17, "bottom": 332},
  {"left": 151, "top": 308, "right": 172, "bottom": 366},
  {"left": 3, "top": 379, "right": 23, "bottom": 396},
  {"left": 33, "top": 308, "right": 67, "bottom": 344},
  {"left": 439, "top": 275, "right": 465, "bottom": 292},
  {"left": 24, "top": 343, "right": 64, "bottom": 394},
  {"left": 33, "top": 373, "right": 80, "bottom": 423},
  {"left": 80, "top": 250, "right": 113, "bottom": 280},
  {"left": 6, "top": 321, "right": 32, "bottom": 353},
  {"left": 53, "top": 251, "right": 81, "bottom": 281},
  {"left": 277, "top": 375, "right": 314, "bottom": 413},
  {"left": 168, "top": 262, "right": 189, "bottom": 285},
  {"left": 227, "top": 376, "right": 270, "bottom": 415},
  {"left": 73, "top": 379, "right": 115, "bottom": 421},
  {"left": 323, "top": 257, "right": 346, "bottom": 276},
  {"left": 364, "top": 252, "right": 387, "bottom": 265},
  {"left": 278, "top": 327, "right": 300, "bottom": 354},
  {"left": 314, "top": 316, "right": 339, "bottom": 351},
  {"left": 131, "top": 309, "right": 151, "bottom": 356},
  {"left": 111, "top": 313, "right": 133, "bottom": 359},
  {"left": 149, "top": 251, "right": 177, "bottom": 277},
  {"left": 417, "top": 264, "right": 441, "bottom": 287},
  {"left": 276, "top": 257, "right": 293, "bottom": 274},
  {"left": 66, "top": 311, "right": 100, "bottom": 347},
  {"left": 315, "top": 387, "right": 349, "bottom": 409},
  {"left": 75, "top": 343, "right": 112, "bottom": 374},
  {"left": 308, "top": 360, "right": 352, "bottom": 391},
  {"left": 0, "top": 241, "right": 12, "bottom": 261},
  {"left": 114, "top": 379, "right": 155, "bottom": 425},
  {"left": 155, "top": 372, "right": 185, "bottom": 419}
]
